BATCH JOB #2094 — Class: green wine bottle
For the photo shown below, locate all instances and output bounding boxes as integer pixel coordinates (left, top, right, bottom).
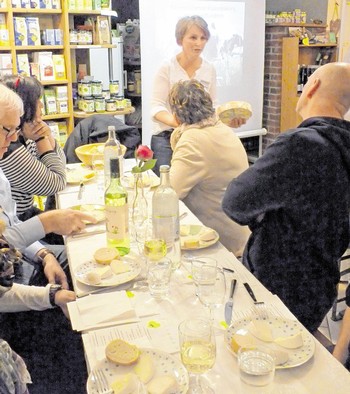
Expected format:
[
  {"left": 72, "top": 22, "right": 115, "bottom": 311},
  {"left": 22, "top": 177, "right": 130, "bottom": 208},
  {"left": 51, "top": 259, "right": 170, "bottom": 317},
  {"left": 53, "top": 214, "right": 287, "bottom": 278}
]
[{"left": 105, "top": 157, "right": 130, "bottom": 255}]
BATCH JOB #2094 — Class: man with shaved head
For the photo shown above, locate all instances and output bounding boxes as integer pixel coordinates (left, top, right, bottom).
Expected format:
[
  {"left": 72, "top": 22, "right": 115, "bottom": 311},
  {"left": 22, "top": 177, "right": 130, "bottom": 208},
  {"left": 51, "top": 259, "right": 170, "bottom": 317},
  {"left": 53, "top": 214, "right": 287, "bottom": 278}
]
[{"left": 222, "top": 63, "right": 350, "bottom": 333}]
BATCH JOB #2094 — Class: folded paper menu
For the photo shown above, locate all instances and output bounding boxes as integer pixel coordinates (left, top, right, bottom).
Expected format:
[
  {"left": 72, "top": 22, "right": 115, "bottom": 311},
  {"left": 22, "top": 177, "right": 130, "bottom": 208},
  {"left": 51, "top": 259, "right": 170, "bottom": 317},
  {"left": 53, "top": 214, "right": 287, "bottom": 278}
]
[{"left": 68, "top": 290, "right": 139, "bottom": 331}]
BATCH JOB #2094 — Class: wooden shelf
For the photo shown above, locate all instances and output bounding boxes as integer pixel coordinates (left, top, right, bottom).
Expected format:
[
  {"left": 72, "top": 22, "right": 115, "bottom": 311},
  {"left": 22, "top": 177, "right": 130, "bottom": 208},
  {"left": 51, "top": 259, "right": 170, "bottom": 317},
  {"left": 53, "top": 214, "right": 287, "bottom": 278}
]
[
  {"left": 126, "top": 92, "right": 141, "bottom": 97},
  {"left": 43, "top": 113, "right": 70, "bottom": 120},
  {"left": 266, "top": 23, "right": 327, "bottom": 28},
  {"left": 15, "top": 45, "right": 64, "bottom": 50},
  {"left": 299, "top": 43, "right": 337, "bottom": 47},
  {"left": 69, "top": 44, "right": 116, "bottom": 49},
  {"left": 73, "top": 107, "right": 135, "bottom": 119},
  {"left": 0, "top": 46, "right": 11, "bottom": 51},
  {"left": 12, "top": 8, "right": 62, "bottom": 14},
  {"left": 40, "top": 80, "right": 69, "bottom": 85}
]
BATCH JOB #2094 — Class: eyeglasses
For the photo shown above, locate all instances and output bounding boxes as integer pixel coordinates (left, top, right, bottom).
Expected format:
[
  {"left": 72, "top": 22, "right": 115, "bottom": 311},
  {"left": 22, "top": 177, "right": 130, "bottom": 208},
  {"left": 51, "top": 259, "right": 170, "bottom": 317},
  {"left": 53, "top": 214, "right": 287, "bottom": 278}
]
[{"left": 0, "top": 124, "right": 21, "bottom": 138}]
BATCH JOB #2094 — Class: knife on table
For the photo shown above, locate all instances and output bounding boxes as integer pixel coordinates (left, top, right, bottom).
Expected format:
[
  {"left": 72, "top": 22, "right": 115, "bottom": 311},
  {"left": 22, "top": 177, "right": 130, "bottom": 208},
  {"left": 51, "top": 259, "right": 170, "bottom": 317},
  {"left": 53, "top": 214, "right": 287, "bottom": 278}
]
[{"left": 224, "top": 279, "right": 237, "bottom": 325}]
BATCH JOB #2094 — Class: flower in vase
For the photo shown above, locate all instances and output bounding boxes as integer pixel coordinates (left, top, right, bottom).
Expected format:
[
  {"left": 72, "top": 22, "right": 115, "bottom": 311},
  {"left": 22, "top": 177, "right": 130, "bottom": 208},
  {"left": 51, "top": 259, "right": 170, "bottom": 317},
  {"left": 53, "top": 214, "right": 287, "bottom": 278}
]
[{"left": 131, "top": 145, "right": 157, "bottom": 174}]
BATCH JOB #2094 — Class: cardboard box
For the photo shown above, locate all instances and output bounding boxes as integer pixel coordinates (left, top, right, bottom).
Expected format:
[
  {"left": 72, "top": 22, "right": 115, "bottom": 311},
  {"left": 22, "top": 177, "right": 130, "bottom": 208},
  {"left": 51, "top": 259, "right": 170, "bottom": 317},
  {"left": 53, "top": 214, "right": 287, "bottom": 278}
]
[
  {"left": 39, "top": 0, "right": 52, "bottom": 8},
  {"left": 44, "top": 89, "right": 57, "bottom": 114},
  {"left": 0, "top": 53, "right": 12, "bottom": 69},
  {"left": 16, "top": 53, "right": 30, "bottom": 76},
  {"left": 42, "top": 29, "right": 55, "bottom": 45},
  {"left": 30, "top": 0, "right": 40, "bottom": 8},
  {"left": 21, "top": 0, "right": 31, "bottom": 7},
  {"left": 56, "top": 100, "right": 68, "bottom": 113},
  {"left": 12, "top": 0, "right": 22, "bottom": 7},
  {"left": 30, "top": 62, "right": 40, "bottom": 79},
  {"left": 54, "top": 85, "right": 68, "bottom": 100},
  {"left": 35, "top": 51, "right": 55, "bottom": 81},
  {"left": 26, "top": 17, "right": 41, "bottom": 46},
  {"left": 51, "top": 0, "right": 61, "bottom": 9},
  {"left": 95, "top": 16, "right": 110, "bottom": 44},
  {"left": 14, "top": 17, "right": 28, "bottom": 46},
  {"left": 0, "top": 29, "right": 9, "bottom": 46},
  {"left": 54, "top": 29, "right": 63, "bottom": 45},
  {"left": 57, "top": 121, "right": 68, "bottom": 146},
  {"left": 52, "top": 54, "right": 66, "bottom": 79}
]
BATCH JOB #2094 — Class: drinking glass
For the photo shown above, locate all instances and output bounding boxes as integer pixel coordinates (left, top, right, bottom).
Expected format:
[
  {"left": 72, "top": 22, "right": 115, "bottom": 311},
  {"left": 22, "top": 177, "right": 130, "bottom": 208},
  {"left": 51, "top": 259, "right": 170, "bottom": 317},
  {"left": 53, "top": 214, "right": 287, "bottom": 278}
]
[
  {"left": 144, "top": 238, "right": 167, "bottom": 262},
  {"left": 178, "top": 318, "right": 216, "bottom": 394},
  {"left": 91, "top": 151, "right": 104, "bottom": 202},
  {"left": 191, "top": 257, "right": 217, "bottom": 298},
  {"left": 147, "top": 256, "right": 172, "bottom": 298},
  {"left": 197, "top": 267, "right": 226, "bottom": 323}
]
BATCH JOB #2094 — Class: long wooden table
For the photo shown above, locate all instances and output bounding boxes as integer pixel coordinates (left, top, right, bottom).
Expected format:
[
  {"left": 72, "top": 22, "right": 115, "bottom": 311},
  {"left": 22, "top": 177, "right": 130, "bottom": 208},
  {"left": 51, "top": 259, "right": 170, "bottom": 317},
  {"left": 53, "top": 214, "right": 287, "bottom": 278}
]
[{"left": 57, "top": 159, "right": 350, "bottom": 394}]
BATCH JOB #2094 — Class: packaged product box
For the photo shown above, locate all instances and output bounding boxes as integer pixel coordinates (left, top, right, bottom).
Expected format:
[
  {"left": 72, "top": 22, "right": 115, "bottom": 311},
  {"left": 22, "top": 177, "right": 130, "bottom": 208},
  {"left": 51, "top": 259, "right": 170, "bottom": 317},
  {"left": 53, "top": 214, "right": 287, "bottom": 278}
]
[
  {"left": 30, "top": 0, "right": 40, "bottom": 8},
  {"left": 46, "top": 121, "right": 60, "bottom": 141},
  {"left": 56, "top": 100, "right": 68, "bottom": 113},
  {"left": 39, "top": 0, "right": 52, "bottom": 8},
  {"left": 12, "top": 0, "right": 22, "bottom": 7},
  {"left": 14, "top": 17, "right": 28, "bottom": 46},
  {"left": 54, "top": 85, "right": 68, "bottom": 100},
  {"left": 0, "top": 53, "right": 12, "bottom": 70},
  {"left": 75, "top": 0, "right": 83, "bottom": 9},
  {"left": 35, "top": 51, "right": 55, "bottom": 81},
  {"left": 52, "top": 54, "right": 66, "bottom": 79},
  {"left": 68, "top": 0, "right": 75, "bottom": 9},
  {"left": 92, "top": 0, "right": 101, "bottom": 10},
  {"left": 26, "top": 17, "right": 41, "bottom": 46},
  {"left": 95, "top": 16, "right": 110, "bottom": 44},
  {"left": 51, "top": 0, "right": 61, "bottom": 9},
  {"left": 44, "top": 89, "right": 57, "bottom": 114},
  {"left": 16, "top": 53, "right": 30, "bottom": 76},
  {"left": 54, "top": 29, "right": 63, "bottom": 45},
  {"left": 30, "top": 62, "right": 40, "bottom": 79},
  {"left": 42, "top": 29, "right": 55, "bottom": 45},
  {"left": 21, "top": 0, "right": 31, "bottom": 8},
  {"left": 57, "top": 121, "right": 68, "bottom": 146},
  {"left": 0, "top": 29, "right": 9, "bottom": 47},
  {"left": 0, "top": 14, "right": 5, "bottom": 26},
  {"left": 84, "top": 0, "right": 92, "bottom": 10}
]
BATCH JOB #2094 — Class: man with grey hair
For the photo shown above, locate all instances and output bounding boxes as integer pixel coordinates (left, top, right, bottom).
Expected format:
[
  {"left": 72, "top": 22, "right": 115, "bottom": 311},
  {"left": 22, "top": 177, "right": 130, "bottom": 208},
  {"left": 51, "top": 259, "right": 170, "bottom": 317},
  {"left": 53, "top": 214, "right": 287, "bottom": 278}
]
[{"left": 222, "top": 62, "right": 350, "bottom": 333}]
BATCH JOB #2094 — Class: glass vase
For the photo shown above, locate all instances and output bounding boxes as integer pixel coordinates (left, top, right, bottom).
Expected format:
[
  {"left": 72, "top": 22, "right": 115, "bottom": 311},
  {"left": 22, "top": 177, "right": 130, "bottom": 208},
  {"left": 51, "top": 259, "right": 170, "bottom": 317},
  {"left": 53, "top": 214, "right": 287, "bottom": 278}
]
[{"left": 131, "top": 173, "right": 149, "bottom": 248}]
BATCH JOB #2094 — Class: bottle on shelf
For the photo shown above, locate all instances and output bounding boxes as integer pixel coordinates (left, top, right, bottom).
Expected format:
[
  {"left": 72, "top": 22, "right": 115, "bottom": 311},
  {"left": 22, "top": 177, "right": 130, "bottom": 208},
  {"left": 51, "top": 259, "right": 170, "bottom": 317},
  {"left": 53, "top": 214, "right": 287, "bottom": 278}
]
[
  {"left": 105, "top": 157, "right": 130, "bottom": 256},
  {"left": 152, "top": 165, "right": 181, "bottom": 270},
  {"left": 104, "top": 125, "right": 122, "bottom": 188}
]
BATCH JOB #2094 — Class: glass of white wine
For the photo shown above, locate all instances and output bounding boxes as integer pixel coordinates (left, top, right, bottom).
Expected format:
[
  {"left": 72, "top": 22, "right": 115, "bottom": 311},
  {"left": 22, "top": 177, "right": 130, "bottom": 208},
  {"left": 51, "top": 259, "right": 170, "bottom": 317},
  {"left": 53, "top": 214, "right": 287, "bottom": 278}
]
[
  {"left": 178, "top": 318, "right": 216, "bottom": 394},
  {"left": 197, "top": 267, "right": 226, "bottom": 324},
  {"left": 144, "top": 238, "right": 167, "bottom": 262}
]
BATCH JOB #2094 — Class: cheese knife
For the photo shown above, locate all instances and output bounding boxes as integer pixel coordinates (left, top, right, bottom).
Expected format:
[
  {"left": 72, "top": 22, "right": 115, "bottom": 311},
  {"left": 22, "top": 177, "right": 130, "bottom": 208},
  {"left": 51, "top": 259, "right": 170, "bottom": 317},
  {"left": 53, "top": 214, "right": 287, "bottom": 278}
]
[{"left": 224, "top": 278, "right": 237, "bottom": 325}]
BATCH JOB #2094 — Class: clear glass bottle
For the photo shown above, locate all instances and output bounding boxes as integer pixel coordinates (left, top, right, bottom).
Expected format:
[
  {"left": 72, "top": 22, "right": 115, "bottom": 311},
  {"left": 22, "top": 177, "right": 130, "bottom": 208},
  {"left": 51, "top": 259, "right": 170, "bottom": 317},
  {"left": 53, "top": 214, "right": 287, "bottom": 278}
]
[
  {"left": 104, "top": 125, "right": 122, "bottom": 188},
  {"left": 152, "top": 165, "right": 181, "bottom": 270},
  {"left": 105, "top": 157, "right": 130, "bottom": 256}
]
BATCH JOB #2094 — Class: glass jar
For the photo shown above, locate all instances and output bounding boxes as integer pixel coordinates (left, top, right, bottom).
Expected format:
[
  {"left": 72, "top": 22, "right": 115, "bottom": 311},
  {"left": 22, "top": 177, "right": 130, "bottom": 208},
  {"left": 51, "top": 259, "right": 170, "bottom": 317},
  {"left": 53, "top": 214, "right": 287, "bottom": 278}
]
[
  {"left": 106, "top": 99, "right": 117, "bottom": 112},
  {"left": 78, "top": 81, "right": 92, "bottom": 97},
  {"left": 127, "top": 80, "right": 135, "bottom": 93},
  {"left": 92, "top": 80, "right": 103, "bottom": 96},
  {"left": 69, "top": 29, "right": 78, "bottom": 45},
  {"left": 102, "top": 89, "right": 110, "bottom": 100},
  {"left": 94, "top": 96, "right": 105, "bottom": 112},
  {"left": 83, "top": 96, "right": 95, "bottom": 113},
  {"left": 116, "top": 96, "right": 125, "bottom": 110},
  {"left": 109, "top": 80, "right": 119, "bottom": 95}
]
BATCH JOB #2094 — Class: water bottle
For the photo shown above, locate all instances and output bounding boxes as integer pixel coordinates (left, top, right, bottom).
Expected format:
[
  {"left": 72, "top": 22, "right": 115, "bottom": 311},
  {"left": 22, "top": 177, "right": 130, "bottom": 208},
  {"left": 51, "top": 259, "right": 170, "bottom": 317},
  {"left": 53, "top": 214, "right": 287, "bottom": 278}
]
[
  {"left": 152, "top": 165, "right": 181, "bottom": 270},
  {"left": 104, "top": 125, "right": 122, "bottom": 188}
]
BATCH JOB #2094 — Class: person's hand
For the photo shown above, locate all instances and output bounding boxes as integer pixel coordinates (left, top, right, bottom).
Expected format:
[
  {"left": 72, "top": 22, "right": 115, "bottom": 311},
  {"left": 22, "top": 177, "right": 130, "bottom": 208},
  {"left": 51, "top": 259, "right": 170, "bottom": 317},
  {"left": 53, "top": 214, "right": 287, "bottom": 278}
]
[
  {"left": 54, "top": 289, "right": 76, "bottom": 318},
  {"left": 41, "top": 254, "right": 69, "bottom": 289},
  {"left": 21, "top": 120, "right": 51, "bottom": 141},
  {"left": 227, "top": 117, "right": 247, "bottom": 128},
  {"left": 39, "top": 209, "right": 98, "bottom": 235}
]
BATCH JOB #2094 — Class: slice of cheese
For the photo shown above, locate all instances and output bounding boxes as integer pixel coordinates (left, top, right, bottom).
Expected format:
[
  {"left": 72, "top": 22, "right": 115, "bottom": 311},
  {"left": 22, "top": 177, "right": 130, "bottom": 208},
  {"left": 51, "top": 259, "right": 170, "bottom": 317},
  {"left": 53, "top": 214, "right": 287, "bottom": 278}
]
[
  {"left": 273, "top": 349, "right": 289, "bottom": 366},
  {"left": 133, "top": 353, "right": 155, "bottom": 384},
  {"left": 199, "top": 228, "right": 217, "bottom": 242},
  {"left": 230, "top": 332, "right": 257, "bottom": 353},
  {"left": 85, "top": 271, "right": 101, "bottom": 285},
  {"left": 110, "top": 373, "right": 139, "bottom": 394},
  {"left": 147, "top": 375, "right": 179, "bottom": 394},
  {"left": 274, "top": 332, "right": 303, "bottom": 349},
  {"left": 183, "top": 237, "right": 200, "bottom": 249},
  {"left": 247, "top": 320, "right": 274, "bottom": 342},
  {"left": 180, "top": 225, "right": 191, "bottom": 236},
  {"left": 111, "top": 260, "right": 131, "bottom": 275}
]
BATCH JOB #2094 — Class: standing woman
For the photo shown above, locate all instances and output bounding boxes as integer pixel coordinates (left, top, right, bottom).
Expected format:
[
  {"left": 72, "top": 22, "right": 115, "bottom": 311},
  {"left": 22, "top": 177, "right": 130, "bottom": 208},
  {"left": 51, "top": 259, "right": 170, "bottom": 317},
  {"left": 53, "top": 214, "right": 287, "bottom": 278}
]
[
  {"left": 150, "top": 15, "right": 216, "bottom": 175},
  {"left": 0, "top": 75, "right": 66, "bottom": 223}
]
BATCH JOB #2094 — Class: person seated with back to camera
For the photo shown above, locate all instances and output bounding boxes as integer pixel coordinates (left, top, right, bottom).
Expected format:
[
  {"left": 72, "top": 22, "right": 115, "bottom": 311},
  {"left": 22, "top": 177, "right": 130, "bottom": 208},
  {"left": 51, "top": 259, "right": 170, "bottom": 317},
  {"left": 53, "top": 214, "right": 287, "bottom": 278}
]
[{"left": 168, "top": 79, "right": 250, "bottom": 257}]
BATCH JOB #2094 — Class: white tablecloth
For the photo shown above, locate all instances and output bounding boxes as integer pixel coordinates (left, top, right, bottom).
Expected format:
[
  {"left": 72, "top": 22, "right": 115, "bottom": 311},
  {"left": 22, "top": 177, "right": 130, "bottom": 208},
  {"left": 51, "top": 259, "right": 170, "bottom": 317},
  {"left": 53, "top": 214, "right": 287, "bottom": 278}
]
[{"left": 58, "top": 159, "right": 350, "bottom": 393}]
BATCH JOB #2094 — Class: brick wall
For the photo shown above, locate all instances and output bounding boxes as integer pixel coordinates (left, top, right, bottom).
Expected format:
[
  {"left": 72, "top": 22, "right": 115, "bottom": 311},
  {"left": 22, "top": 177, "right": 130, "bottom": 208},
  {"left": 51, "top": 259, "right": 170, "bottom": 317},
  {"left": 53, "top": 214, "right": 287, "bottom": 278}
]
[{"left": 262, "top": 25, "right": 290, "bottom": 151}]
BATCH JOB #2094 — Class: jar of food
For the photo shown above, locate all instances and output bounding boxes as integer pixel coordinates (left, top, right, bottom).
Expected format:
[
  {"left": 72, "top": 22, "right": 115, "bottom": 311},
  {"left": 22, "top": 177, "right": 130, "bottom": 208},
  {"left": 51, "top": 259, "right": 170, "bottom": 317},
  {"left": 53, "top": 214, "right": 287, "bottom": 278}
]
[
  {"left": 116, "top": 96, "right": 125, "bottom": 109},
  {"left": 109, "top": 80, "right": 119, "bottom": 95},
  {"left": 94, "top": 96, "right": 105, "bottom": 112},
  {"left": 102, "top": 89, "right": 110, "bottom": 100},
  {"left": 78, "top": 81, "right": 92, "bottom": 97},
  {"left": 83, "top": 96, "right": 95, "bottom": 113},
  {"left": 69, "top": 30, "right": 78, "bottom": 45},
  {"left": 127, "top": 80, "right": 135, "bottom": 93},
  {"left": 92, "top": 80, "right": 103, "bottom": 96},
  {"left": 106, "top": 99, "right": 117, "bottom": 112},
  {"left": 124, "top": 98, "right": 132, "bottom": 108}
]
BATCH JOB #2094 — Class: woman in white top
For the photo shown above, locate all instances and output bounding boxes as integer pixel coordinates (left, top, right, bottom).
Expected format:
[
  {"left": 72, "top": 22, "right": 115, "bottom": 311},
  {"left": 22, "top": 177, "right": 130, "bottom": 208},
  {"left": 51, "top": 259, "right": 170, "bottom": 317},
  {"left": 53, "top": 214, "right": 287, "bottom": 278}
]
[{"left": 151, "top": 15, "right": 245, "bottom": 175}]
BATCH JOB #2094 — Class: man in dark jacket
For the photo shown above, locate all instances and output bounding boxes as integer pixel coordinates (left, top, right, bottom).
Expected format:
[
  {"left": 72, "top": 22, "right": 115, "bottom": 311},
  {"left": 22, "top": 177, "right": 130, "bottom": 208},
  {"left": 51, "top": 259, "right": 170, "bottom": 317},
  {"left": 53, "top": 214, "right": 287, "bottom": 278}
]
[{"left": 222, "top": 62, "right": 350, "bottom": 332}]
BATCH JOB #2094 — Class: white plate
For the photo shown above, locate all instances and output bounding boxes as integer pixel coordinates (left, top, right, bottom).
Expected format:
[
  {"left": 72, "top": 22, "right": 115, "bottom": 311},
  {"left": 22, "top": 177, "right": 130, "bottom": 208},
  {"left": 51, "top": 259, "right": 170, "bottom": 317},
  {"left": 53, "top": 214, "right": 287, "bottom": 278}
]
[
  {"left": 121, "top": 172, "right": 160, "bottom": 189},
  {"left": 74, "top": 255, "right": 141, "bottom": 287},
  {"left": 180, "top": 224, "right": 219, "bottom": 250},
  {"left": 66, "top": 166, "right": 95, "bottom": 184},
  {"left": 86, "top": 348, "right": 189, "bottom": 394},
  {"left": 225, "top": 316, "right": 315, "bottom": 369},
  {"left": 69, "top": 204, "right": 105, "bottom": 224}
]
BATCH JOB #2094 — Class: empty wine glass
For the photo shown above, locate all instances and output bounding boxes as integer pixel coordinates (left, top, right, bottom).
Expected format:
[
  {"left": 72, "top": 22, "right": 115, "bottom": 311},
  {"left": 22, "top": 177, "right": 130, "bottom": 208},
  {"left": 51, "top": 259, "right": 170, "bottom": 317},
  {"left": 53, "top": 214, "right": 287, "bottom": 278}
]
[
  {"left": 191, "top": 257, "right": 217, "bottom": 299},
  {"left": 197, "top": 267, "right": 226, "bottom": 323},
  {"left": 179, "top": 317, "right": 216, "bottom": 394}
]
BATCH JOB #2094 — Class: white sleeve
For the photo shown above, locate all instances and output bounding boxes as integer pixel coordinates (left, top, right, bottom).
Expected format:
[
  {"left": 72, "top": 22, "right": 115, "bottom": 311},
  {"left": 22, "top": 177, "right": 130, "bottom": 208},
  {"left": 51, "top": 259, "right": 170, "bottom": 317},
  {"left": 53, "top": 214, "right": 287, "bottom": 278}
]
[
  {"left": 150, "top": 62, "right": 171, "bottom": 118},
  {"left": 0, "top": 283, "right": 52, "bottom": 312}
]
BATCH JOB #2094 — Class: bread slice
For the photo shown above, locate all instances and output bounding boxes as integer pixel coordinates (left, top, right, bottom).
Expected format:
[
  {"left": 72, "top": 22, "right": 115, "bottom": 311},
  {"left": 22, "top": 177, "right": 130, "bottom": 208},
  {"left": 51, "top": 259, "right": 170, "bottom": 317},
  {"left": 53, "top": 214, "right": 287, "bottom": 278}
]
[
  {"left": 133, "top": 353, "right": 155, "bottom": 383},
  {"left": 94, "top": 247, "right": 120, "bottom": 265},
  {"left": 147, "top": 375, "right": 179, "bottom": 394},
  {"left": 105, "top": 339, "right": 140, "bottom": 365}
]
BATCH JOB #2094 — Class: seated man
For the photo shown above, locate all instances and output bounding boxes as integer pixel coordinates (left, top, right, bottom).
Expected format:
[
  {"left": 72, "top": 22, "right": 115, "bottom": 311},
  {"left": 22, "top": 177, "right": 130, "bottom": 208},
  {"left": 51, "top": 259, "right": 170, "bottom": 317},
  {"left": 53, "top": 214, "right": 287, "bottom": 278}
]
[{"left": 222, "top": 62, "right": 350, "bottom": 333}]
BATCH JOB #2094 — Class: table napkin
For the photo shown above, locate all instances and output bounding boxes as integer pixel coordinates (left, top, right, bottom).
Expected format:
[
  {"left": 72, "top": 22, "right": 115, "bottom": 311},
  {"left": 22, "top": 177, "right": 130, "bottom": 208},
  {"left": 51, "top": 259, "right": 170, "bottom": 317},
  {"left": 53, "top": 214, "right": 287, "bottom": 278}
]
[{"left": 68, "top": 290, "right": 139, "bottom": 331}]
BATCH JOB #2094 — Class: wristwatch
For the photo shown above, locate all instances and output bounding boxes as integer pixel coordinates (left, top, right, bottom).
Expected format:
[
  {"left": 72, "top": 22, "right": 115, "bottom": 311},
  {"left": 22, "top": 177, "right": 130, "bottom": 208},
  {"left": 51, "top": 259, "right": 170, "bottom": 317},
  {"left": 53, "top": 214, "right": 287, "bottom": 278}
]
[
  {"left": 49, "top": 284, "right": 62, "bottom": 307},
  {"left": 37, "top": 248, "right": 54, "bottom": 264}
]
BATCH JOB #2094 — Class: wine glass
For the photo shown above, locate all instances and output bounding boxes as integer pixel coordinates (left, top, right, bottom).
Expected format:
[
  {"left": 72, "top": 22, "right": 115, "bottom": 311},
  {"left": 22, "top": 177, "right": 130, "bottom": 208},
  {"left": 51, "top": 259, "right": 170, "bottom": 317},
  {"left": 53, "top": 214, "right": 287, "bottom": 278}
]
[
  {"left": 144, "top": 238, "right": 167, "bottom": 262},
  {"left": 197, "top": 267, "right": 226, "bottom": 323},
  {"left": 178, "top": 317, "right": 216, "bottom": 394},
  {"left": 191, "top": 257, "right": 217, "bottom": 299}
]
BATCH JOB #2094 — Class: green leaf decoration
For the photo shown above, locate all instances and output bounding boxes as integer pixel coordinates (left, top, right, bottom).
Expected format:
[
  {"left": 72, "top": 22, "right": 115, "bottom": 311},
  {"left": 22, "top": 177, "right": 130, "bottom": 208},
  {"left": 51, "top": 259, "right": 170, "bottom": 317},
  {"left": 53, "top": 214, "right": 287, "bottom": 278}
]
[{"left": 147, "top": 320, "right": 161, "bottom": 328}]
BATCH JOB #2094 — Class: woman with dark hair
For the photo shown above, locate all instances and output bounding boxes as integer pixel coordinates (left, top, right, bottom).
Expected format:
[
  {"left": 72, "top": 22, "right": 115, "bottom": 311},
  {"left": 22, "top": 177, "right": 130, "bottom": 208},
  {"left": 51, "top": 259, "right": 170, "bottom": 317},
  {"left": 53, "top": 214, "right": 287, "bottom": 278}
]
[
  {"left": 168, "top": 79, "right": 250, "bottom": 256},
  {"left": 0, "top": 75, "right": 66, "bottom": 222}
]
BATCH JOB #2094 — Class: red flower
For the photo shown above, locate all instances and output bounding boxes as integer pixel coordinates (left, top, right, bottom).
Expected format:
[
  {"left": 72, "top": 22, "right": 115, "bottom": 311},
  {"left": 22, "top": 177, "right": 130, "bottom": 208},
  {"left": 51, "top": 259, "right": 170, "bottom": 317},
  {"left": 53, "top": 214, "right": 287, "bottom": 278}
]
[{"left": 136, "top": 145, "right": 153, "bottom": 161}]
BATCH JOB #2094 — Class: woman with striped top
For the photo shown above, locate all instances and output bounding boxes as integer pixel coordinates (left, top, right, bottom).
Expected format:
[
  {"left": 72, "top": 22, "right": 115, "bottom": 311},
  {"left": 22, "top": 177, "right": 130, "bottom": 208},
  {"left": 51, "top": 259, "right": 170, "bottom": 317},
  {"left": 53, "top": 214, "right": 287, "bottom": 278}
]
[{"left": 0, "top": 75, "right": 66, "bottom": 222}]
